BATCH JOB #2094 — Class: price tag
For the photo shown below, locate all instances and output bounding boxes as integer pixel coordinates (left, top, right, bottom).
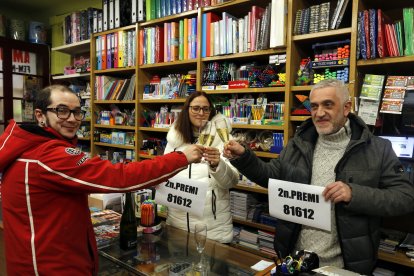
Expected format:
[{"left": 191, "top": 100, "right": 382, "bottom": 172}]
[
  {"left": 268, "top": 179, "right": 331, "bottom": 231},
  {"left": 155, "top": 175, "right": 208, "bottom": 217}
]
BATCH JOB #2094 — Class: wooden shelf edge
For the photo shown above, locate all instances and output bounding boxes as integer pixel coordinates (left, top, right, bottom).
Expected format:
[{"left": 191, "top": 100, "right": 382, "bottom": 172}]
[
  {"left": 290, "top": 85, "right": 312, "bottom": 91},
  {"left": 378, "top": 250, "right": 414, "bottom": 268},
  {"left": 204, "top": 87, "right": 285, "bottom": 94},
  {"left": 139, "top": 59, "right": 197, "bottom": 69},
  {"left": 234, "top": 184, "right": 268, "bottom": 194},
  {"left": 94, "top": 100, "right": 135, "bottom": 104},
  {"left": 139, "top": 10, "right": 199, "bottom": 27},
  {"left": 139, "top": 98, "right": 186, "bottom": 103},
  {"left": 94, "top": 124, "right": 135, "bottom": 130},
  {"left": 202, "top": 48, "right": 286, "bottom": 62},
  {"left": 52, "top": 73, "right": 90, "bottom": 80},
  {"left": 232, "top": 217, "right": 275, "bottom": 233},
  {"left": 51, "top": 39, "right": 90, "bottom": 54},
  {"left": 94, "top": 67, "right": 136, "bottom": 74},
  {"left": 357, "top": 55, "right": 414, "bottom": 67},
  {"left": 232, "top": 124, "right": 284, "bottom": 130},
  {"left": 292, "top": 27, "right": 352, "bottom": 41},
  {"left": 139, "top": 127, "right": 169, "bottom": 132},
  {"left": 93, "top": 25, "right": 137, "bottom": 37},
  {"left": 290, "top": 115, "right": 310, "bottom": 122},
  {"left": 94, "top": 142, "right": 135, "bottom": 150}
]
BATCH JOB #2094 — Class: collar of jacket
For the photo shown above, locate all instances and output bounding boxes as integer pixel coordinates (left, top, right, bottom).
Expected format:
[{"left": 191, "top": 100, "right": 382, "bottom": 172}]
[
  {"left": 294, "top": 113, "right": 371, "bottom": 145},
  {"left": 20, "top": 123, "right": 78, "bottom": 146}
]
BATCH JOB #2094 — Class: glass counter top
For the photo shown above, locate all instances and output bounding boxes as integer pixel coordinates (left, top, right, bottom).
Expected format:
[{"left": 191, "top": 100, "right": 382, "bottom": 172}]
[{"left": 98, "top": 224, "right": 272, "bottom": 275}]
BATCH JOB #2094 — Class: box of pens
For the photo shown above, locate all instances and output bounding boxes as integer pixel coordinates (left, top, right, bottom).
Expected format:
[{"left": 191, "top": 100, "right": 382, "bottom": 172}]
[{"left": 263, "top": 102, "right": 285, "bottom": 126}]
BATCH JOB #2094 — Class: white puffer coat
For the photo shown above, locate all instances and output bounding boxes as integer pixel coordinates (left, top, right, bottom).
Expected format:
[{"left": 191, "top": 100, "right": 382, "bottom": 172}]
[{"left": 164, "top": 114, "right": 239, "bottom": 243}]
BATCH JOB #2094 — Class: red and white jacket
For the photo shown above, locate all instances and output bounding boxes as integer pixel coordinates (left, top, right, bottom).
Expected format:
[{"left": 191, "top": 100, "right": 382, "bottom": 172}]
[{"left": 0, "top": 120, "right": 189, "bottom": 275}]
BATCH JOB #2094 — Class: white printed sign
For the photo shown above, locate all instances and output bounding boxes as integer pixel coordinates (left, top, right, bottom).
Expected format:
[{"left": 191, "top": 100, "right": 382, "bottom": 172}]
[
  {"left": 155, "top": 175, "right": 208, "bottom": 217},
  {"left": 0, "top": 48, "right": 37, "bottom": 74},
  {"left": 268, "top": 179, "right": 331, "bottom": 231}
]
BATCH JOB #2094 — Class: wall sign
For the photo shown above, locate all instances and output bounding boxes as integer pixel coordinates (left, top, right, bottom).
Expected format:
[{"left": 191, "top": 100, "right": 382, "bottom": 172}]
[
  {"left": 268, "top": 179, "right": 331, "bottom": 231},
  {"left": 0, "top": 48, "right": 37, "bottom": 75}
]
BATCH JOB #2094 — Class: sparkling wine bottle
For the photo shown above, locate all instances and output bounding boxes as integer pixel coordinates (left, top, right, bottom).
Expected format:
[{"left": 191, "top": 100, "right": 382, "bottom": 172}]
[{"left": 120, "top": 192, "right": 137, "bottom": 250}]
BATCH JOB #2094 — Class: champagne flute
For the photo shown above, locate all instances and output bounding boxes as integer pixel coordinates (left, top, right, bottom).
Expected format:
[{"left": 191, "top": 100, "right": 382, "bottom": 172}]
[
  {"left": 215, "top": 117, "right": 230, "bottom": 145},
  {"left": 194, "top": 223, "right": 207, "bottom": 271},
  {"left": 198, "top": 120, "right": 215, "bottom": 165},
  {"left": 198, "top": 120, "right": 210, "bottom": 146}
]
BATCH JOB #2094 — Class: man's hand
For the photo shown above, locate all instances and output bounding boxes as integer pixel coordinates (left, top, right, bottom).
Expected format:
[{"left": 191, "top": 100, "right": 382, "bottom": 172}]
[
  {"left": 182, "top": 145, "right": 204, "bottom": 164},
  {"left": 203, "top": 147, "right": 220, "bottom": 168},
  {"left": 223, "top": 140, "right": 245, "bottom": 160},
  {"left": 323, "top": 181, "right": 352, "bottom": 203}
]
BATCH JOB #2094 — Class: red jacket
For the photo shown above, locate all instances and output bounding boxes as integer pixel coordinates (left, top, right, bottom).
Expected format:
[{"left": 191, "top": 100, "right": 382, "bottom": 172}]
[{"left": 0, "top": 120, "right": 189, "bottom": 275}]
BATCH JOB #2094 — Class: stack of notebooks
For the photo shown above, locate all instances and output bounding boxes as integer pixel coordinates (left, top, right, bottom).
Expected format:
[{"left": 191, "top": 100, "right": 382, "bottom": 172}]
[
  {"left": 379, "top": 238, "right": 399, "bottom": 254},
  {"left": 230, "top": 191, "right": 257, "bottom": 221},
  {"left": 293, "top": 0, "right": 350, "bottom": 35},
  {"left": 238, "top": 228, "right": 259, "bottom": 250},
  {"left": 357, "top": 7, "right": 414, "bottom": 59},
  {"left": 258, "top": 230, "right": 276, "bottom": 256}
]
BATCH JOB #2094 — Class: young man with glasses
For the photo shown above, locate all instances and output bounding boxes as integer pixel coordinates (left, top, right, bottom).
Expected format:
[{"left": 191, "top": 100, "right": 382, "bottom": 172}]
[{"left": 0, "top": 85, "right": 204, "bottom": 275}]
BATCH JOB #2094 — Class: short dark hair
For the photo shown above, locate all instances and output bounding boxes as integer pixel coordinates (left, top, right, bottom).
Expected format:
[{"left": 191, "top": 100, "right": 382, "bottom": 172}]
[
  {"left": 174, "top": 91, "right": 216, "bottom": 144},
  {"left": 35, "top": 85, "right": 77, "bottom": 112}
]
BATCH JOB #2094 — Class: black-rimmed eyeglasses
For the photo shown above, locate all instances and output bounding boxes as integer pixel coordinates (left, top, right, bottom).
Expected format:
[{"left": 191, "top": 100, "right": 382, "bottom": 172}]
[
  {"left": 189, "top": 106, "right": 212, "bottom": 114},
  {"left": 46, "top": 106, "right": 85, "bottom": 121}
]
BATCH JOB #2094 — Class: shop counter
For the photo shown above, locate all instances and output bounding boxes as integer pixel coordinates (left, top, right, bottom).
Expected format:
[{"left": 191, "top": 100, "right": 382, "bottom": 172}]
[{"left": 98, "top": 224, "right": 273, "bottom": 275}]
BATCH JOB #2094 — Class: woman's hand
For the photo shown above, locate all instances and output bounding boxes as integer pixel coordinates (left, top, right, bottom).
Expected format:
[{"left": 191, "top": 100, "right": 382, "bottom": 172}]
[{"left": 203, "top": 147, "right": 220, "bottom": 169}]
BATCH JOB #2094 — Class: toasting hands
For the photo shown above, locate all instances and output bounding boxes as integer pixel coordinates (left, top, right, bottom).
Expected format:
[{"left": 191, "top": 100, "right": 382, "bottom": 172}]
[
  {"left": 203, "top": 147, "right": 220, "bottom": 168},
  {"left": 183, "top": 144, "right": 205, "bottom": 164}
]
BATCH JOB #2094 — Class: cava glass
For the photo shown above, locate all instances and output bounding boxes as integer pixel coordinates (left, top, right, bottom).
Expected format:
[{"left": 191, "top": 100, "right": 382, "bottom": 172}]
[
  {"left": 194, "top": 223, "right": 207, "bottom": 272},
  {"left": 198, "top": 120, "right": 210, "bottom": 146},
  {"left": 215, "top": 118, "right": 230, "bottom": 144}
]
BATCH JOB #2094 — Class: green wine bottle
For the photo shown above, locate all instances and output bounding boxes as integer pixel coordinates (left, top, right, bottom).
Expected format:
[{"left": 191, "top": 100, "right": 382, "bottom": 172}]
[{"left": 120, "top": 192, "right": 137, "bottom": 250}]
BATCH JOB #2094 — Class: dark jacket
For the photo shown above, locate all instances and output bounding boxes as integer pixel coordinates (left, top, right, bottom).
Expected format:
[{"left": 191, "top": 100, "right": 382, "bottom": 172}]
[{"left": 231, "top": 113, "right": 414, "bottom": 274}]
